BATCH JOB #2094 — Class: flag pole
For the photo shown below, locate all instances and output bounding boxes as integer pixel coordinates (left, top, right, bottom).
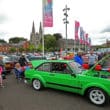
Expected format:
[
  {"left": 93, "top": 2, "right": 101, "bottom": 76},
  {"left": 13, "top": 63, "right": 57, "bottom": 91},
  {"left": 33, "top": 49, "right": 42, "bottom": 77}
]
[
  {"left": 42, "top": 0, "right": 44, "bottom": 57},
  {"left": 74, "top": 39, "right": 75, "bottom": 53},
  {"left": 78, "top": 40, "right": 80, "bottom": 51}
]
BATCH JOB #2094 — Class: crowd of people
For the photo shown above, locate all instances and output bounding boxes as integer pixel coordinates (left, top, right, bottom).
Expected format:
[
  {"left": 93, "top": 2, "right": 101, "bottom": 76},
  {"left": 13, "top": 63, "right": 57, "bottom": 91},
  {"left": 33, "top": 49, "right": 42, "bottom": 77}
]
[
  {"left": 73, "top": 49, "right": 106, "bottom": 69},
  {"left": 0, "top": 49, "right": 108, "bottom": 88},
  {"left": 0, "top": 53, "right": 30, "bottom": 87}
]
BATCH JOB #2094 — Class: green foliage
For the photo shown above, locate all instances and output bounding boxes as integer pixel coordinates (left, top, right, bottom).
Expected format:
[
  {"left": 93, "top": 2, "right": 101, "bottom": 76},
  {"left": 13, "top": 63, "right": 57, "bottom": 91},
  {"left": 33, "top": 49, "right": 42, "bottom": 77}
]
[
  {"left": 9, "top": 47, "right": 16, "bottom": 53},
  {"left": 29, "top": 44, "right": 36, "bottom": 52},
  {"left": 19, "top": 47, "right": 24, "bottom": 53},
  {"left": 37, "top": 44, "right": 42, "bottom": 52},
  {"left": 44, "top": 34, "right": 57, "bottom": 51},
  {"left": 9, "top": 37, "right": 27, "bottom": 43},
  {"left": 0, "top": 39, "right": 7, "bottom": 43},
  {"left": 53, "top": 33, "right": 63, "bottom": 40}
]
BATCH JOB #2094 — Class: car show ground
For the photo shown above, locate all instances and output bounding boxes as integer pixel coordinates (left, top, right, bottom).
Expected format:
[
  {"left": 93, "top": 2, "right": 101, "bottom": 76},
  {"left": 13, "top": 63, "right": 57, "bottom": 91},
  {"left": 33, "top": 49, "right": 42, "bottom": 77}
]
[{"left": 0, "top": 74, "right": 110, "bottom": 110}]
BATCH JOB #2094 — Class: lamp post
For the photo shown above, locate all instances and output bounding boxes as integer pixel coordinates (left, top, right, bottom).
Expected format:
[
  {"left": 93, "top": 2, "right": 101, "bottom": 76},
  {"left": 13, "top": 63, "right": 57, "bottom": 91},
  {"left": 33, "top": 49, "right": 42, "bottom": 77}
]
[{"left": 63, "top": 5, "right": 70, "bottom": 55}]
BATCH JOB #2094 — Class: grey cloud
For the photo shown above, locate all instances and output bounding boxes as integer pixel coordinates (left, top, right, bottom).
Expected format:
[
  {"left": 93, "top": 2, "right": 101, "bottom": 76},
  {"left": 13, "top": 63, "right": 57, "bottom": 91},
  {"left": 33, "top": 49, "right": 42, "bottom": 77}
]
[
  {"left": 0, "top": 32, "right": 8, "bottom": 36},
  {"left": 101, "top": 25, "right": 110, "bottom": 33},
  {"left": 0, "top": 14, "right": 8, "bottom": 24}
]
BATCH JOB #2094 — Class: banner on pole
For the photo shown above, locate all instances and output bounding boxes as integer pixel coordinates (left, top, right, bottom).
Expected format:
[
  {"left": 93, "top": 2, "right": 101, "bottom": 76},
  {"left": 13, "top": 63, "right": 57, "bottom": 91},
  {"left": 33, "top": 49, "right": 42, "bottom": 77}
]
[
  {"left": 88, "top": 37, "right": 91, "bottom": 47},
  {"left": 80, "top": 27, "right": 84, "bottom": 44},
  {"left": 75, "top": 21, "right": 80, "bottom": 41},
  {"left": 43, "top": 0, "right": 53, "bottom": 27},
  {"left": 85, "top": 33, "right": 88, "bottom": 45}
]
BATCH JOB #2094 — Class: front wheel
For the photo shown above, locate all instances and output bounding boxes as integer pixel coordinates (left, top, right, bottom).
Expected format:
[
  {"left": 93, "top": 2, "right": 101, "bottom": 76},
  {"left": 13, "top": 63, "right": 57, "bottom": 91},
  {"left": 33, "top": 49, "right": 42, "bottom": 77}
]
[
  {"left": 87, "top": 88, "right": 109, "bottom": 106},
  {"left": 32, "top": 79, "right": 43, "bottom": 90}
]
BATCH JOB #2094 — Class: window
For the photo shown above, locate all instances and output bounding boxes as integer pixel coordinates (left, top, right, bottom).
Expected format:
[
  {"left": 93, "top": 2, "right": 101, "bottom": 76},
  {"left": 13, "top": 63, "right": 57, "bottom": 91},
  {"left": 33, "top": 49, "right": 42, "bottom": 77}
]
[
  {"left": 51, "top": 62, "right": 72, "bottom": 74},
  {"left": 69, "top": 62, "right": 82, "bottom": 74},
  {"left": 37, "top": 63, "right": 50, "bottom": 72}
]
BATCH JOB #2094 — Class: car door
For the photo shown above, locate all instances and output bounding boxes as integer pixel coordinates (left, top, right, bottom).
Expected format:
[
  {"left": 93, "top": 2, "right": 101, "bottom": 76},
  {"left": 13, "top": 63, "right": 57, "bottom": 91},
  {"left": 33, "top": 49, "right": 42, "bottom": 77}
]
[{"left": 43, "top": 62, "right": 82, "bottom": 93}]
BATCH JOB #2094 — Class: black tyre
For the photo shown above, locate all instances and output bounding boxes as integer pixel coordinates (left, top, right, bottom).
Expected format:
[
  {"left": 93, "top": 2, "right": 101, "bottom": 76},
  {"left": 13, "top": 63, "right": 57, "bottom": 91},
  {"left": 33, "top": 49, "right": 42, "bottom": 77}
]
[
  {"left": 87, "top": 87, "right": 109, "bottom": 106},
  {"left": 32, "top": 79, "right": 43, "bottom": 90}
]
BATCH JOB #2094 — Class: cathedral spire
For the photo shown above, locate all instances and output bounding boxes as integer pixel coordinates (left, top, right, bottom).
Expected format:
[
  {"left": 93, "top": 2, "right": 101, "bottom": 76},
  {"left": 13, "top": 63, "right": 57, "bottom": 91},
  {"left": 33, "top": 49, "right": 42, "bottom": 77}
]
[
  {"left": 39, "top": 21, "right": 42, "bottom": 34},
  {"left": 32, "top": 21, "right": 35, "bottom": 33}
]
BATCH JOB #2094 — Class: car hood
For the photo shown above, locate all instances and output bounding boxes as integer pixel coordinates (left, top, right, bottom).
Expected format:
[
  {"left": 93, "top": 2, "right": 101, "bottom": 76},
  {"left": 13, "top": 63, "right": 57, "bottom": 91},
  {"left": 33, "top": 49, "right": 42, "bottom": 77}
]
[{"left": 82, "top": 69, "right": 110, "bottom": 79}]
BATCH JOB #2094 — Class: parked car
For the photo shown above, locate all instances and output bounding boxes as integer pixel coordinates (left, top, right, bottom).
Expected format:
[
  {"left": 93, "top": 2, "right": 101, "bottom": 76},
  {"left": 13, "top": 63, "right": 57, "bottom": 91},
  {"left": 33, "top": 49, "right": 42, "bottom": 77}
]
[
  {"left": 26, "top": 55, "right": 47, "bottom": 61},
  {"left": 24, "top": 55, "right": 110, "bottom": 106},
  {"left": 1, "top": 55, "right": 16, "bottom": 74}
]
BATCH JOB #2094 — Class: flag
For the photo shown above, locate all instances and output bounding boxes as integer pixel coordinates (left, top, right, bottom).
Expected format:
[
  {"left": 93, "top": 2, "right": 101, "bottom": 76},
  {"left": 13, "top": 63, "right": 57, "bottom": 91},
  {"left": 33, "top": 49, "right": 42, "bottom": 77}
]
[
  {"left": 75, "top": 21, "right": 80, "bottom": 41},
  {"left": 80, "top": 27, "right": 86, "bottom": 44},
  {"left": 88, "top": 38, "right": 91, "bottom": 47},
  {"left": 43, "top": 0, "right": 53, "bottom": 27},
  {"left": 82, "top": 30, "right": 85, "bottom": 44},
  {"left": 85, "top": 33, "right": 88, "bottom": 45},
  {"left": 83, "top": 32, "right": 87, "bottom": 45},
  {"left": 80, "top": 27, "right": 84, "bottom": 44}
]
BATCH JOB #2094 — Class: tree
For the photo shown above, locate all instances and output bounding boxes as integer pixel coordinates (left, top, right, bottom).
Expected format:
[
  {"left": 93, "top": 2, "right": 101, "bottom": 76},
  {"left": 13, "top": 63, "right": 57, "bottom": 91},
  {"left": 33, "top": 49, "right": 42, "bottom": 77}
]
[
  {"left": 37, "top": 44, "right": 42, "bottom": 52},
  {"left": 53, "top": 33, "right": 63, "bottom": 50},
  {"left": 44, "top": 34, "right": 57, "bottom": 52},
  {"left": 0, "top": 39, "right": 7, "bottom": 43},
  {"left": 29, "top": 44, "right": 36, "bottom": 52},
  {"left": 19, "top": 47, "right": 25, "bottom": 53},
  {"left": 9, "top": 47, "right": 16, "bottom": 53},
  {"left": 9, "top": 37, "right": 27, "bottom": 43},
  {"left": 53, "top": 33, "right": 63, "bottom": 40}
]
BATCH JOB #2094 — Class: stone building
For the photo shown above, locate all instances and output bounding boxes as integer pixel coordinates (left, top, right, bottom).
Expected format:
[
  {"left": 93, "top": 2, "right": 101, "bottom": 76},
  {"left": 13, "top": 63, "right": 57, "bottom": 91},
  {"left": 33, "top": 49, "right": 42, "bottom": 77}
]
[
  {"left": 30, "top": 21, "right": 42, "bottom": 48},
  {"left": 57, "top": 38, "right": 86, "bottom": 52},
  {"left": 29, "top": 21, "right": 88, "bottom": 52}
]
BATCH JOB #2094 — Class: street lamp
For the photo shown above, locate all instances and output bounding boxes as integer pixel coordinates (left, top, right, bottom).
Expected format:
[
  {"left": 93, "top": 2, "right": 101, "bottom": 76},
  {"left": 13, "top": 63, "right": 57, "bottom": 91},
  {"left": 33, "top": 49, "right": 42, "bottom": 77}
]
[{"left": 63, "top": 5, "right": 70, "bottom": 55}]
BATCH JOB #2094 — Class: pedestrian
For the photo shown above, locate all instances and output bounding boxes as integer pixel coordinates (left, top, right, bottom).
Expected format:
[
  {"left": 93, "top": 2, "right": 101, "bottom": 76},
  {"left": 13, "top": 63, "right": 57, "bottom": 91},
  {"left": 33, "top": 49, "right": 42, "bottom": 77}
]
[
  {"left": 14, "top": 62, "right": 25, "bottom": 79},
  {"left": 74, "top": 51, "right": 84, "bottom": 66},
  {"left": 0, "top": 66, "right": 4, "bottom": 87},
  {"left": 88, "top": 50, "right": 98, "bottom": 68},
  {"left": 0, "top": 56, "right": 4, "bottom": 87},
  {"left": 97, "top": 52, "right": 103, "bottom": 61},
  {"left": 18, "top": 53, "right": 27, "bottom": 67}
]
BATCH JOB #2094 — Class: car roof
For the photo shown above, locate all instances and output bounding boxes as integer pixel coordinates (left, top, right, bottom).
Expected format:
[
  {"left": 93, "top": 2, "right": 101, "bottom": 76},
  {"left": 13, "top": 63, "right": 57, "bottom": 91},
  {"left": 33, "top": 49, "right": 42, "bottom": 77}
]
[{"left": 31, "top": 60, "right": 73, "bottom": 68}]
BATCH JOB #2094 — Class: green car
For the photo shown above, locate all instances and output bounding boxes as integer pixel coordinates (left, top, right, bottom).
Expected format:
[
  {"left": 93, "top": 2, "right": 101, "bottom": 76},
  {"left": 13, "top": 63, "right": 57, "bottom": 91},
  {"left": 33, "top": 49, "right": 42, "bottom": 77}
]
[{"left": 25, "top": 55, "right": 110, "bottom": 106}]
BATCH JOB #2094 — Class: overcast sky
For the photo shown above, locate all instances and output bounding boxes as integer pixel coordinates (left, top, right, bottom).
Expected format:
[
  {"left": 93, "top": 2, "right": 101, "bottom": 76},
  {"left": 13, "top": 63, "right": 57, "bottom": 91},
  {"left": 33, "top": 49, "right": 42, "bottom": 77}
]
[{"left": 0, "top": 0, "right": 110, "bottom": 45}]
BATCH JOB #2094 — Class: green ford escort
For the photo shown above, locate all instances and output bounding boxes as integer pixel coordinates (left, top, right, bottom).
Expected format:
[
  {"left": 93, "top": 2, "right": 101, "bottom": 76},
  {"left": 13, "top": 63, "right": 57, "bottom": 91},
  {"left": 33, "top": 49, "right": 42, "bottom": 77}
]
[{"left": 24, "top": 55, "right": 110, "bottom": 106}]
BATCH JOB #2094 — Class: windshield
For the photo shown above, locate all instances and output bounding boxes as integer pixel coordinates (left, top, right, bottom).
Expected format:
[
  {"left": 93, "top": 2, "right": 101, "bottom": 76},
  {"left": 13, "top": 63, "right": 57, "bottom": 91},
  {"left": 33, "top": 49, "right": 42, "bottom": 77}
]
[
  {"left": 69, "top": 62, "right": 82, "bottom": 74},
  {"left": 98, "top": 55, "right": 110, "bottom": 69}
]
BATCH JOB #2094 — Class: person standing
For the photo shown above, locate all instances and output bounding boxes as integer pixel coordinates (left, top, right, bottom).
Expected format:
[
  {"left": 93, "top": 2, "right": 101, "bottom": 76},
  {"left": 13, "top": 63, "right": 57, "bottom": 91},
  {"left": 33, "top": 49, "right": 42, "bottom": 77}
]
[
  {"left": 0, "top": 56, "right": 4, "bottom": 87},
  {"left": 88, "top": 50, "right": 98, "bottom": 68},
  {"left": 74, "top": 51, "right": 84, "bottom": 66},
  {"left": 18, "top": 53, "right": 27, "bottom": 67}
]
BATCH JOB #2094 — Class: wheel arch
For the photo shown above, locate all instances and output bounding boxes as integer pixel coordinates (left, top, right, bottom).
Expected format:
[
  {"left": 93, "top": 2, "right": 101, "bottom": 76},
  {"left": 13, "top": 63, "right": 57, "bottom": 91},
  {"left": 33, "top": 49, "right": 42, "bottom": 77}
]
[
  {"left": 82, "top": 83, "right": 110, "bottom": 96},
  {"left": 32, "top": 76, "right": 46, "bottom": 87},
  {"left": 83, "top": 85, "right": 110, "bottom": 106}
]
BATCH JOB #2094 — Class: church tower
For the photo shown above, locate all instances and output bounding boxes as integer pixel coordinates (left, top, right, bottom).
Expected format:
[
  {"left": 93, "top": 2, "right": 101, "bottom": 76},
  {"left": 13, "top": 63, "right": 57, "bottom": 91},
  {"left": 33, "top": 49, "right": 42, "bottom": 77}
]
[
  {"left": 30, "top": 21, "right": 39, "bottom": 48},
  {"left": 39, "top": 22, "right": 43, "bottom": 43},
  {"left": 30, "top": 21, "right": 43, "bottom": 48}
]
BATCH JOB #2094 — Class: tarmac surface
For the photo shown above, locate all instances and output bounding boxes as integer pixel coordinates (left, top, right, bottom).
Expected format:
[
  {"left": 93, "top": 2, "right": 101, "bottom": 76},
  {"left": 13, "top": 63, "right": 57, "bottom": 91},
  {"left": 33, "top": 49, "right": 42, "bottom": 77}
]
[{"left": 0, "top": 74, "right": 110, "bottom": 110}]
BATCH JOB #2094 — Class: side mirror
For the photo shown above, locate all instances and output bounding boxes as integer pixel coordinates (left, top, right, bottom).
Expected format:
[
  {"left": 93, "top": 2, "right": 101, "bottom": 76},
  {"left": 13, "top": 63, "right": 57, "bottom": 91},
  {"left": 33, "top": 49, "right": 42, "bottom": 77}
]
[{"left": 95, "top": 65, "right": 102, "bottom": 71}]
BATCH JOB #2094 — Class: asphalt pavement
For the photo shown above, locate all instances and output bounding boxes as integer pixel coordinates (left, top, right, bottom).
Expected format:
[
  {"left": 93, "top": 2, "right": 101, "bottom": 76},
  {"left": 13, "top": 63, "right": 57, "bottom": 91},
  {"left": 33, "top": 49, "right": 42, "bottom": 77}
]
[{"left": 0, "top": 74, "right": 110, "bottom": 110}]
